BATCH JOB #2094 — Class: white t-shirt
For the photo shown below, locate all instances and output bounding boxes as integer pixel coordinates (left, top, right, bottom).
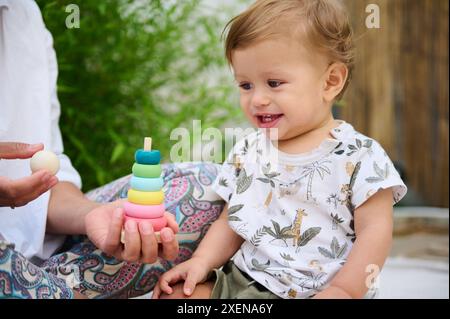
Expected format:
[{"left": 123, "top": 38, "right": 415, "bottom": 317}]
[
  {"left": 211, "top": 121, "right": 407, "bottom": 299},
  {"left": 0, "top": 0, "right": 82, "bottom": 262}
]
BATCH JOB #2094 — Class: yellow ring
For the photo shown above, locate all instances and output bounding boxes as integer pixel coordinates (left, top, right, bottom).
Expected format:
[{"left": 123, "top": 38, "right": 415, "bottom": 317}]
[{"left": 127, "top": 189, "right": 164, "bottom": 205}]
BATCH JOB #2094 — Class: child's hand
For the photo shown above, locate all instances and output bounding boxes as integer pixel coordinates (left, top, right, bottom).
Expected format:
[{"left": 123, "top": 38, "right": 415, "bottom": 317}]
[
  {"left": 152, "top": 256, "right": 211, "bottom": 299},
  {"left": 312, "top": 286, "right": 352, "bottom": 299}
]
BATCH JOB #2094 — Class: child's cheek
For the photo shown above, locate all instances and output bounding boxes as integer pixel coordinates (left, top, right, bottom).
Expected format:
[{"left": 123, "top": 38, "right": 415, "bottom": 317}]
[{"left": 240, "top": 96, "right": 251, "bottom": 113}]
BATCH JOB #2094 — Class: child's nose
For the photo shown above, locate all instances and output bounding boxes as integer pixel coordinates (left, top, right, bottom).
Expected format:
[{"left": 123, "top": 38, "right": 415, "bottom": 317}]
[{"left": 251, "top": 90, "right": 270, "bottom": 108}]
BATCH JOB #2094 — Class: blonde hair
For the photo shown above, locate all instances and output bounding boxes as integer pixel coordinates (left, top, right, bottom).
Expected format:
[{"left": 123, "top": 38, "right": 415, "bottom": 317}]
[{"left": 223, "top": 0, "right": 355, "bottom": 99}]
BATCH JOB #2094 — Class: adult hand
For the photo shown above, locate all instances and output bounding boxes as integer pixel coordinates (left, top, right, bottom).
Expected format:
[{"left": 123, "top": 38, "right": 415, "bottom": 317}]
[
  {"left": 0, "top": 142, "right": 58, "bottom": 208},
  {"left": 85, "top": 201, "right": 179, "bottom": 263},
  {"left": 0, "top": 142, "right": 44, "bottom": 159}
]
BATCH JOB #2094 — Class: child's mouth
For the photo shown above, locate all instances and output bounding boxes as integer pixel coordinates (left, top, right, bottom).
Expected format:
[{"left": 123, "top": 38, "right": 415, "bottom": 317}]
[{"left": 255, "top": 114, "right": 283, "bottom": 128}]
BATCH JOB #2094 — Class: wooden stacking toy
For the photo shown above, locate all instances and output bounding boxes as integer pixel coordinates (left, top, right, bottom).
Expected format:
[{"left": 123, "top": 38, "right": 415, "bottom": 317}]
[{"left": 121, "top": 137, "right": 167, "bottom": 243}]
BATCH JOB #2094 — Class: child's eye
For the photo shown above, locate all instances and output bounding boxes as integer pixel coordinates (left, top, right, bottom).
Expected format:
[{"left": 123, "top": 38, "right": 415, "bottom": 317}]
[
  {"left": 239, "top": 82, "right": 253, "bottom": 90},
  {"left": 267, "top": 80, "right": 283, "bottom": 88}
]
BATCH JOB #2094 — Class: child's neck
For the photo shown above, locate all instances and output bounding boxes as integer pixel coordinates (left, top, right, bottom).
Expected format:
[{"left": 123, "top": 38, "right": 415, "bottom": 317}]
[{"left": 276, "top": 116, "right": 339, "bottom": 155}]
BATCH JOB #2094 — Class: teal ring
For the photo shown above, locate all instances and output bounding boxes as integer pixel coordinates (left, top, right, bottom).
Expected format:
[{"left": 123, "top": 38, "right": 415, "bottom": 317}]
[{"left": 135, "top": 149, "right": 161, "bottom": 165}]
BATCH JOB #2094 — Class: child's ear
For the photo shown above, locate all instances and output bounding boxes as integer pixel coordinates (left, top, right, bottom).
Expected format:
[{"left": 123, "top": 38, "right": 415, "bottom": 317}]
[{"left": 322, "top": 63, "right": 348, "bottom": 102}]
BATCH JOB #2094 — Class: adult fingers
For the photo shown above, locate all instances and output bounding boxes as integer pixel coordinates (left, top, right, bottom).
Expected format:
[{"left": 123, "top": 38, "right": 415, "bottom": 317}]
[
  {"left": 0, "top": 142, "right": 43, "bottom": 159},
  {"left": 26, "top": 173, "right": 58, "bottom": 196},
  {"left": 121, "top": 219, "right": 141, "bottom": 262},
  {"left": 7, "top": 171, "right": 56, "bottom": 207},
  {"left": 138, "top": 221, "right": 158, "bottom": 264},
  {"left": 165, "top": 212, "right": 179, "bottom": 234},
  {"left": 158, "top": 227, "right": 179, "bottom": 261},
  {"left": 103, "top": 208, "right": 124, "bottom": 255},
  {"left": 111, "top": 198, "right": 127, "bottom": 206}
]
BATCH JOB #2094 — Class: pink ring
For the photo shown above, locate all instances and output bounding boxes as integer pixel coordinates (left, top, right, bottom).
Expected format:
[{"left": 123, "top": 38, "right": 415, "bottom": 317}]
[
  {"left": 123, "top": 201, "right": 165, "bottom": 219},
  {"left": 124, "top": 215, "right": 168, "bottom": 231}
]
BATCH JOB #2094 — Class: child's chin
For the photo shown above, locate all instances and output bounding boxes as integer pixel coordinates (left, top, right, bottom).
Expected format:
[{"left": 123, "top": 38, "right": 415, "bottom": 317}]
[{"left": 260, "top": 127, "right": 283, "bottom": 140}]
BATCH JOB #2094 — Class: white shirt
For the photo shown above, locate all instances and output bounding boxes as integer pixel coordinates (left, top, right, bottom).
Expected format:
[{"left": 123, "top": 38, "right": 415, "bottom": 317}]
[
  {"left": 0, "top": 0, "right": 82, "bottom": 262},
  {"left": 212, "top": 121, "right": 407, "bottom": 299}
]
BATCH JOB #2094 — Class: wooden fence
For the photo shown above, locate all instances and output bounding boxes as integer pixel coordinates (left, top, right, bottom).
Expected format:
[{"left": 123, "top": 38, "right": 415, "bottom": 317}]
[{"left": 339, "top": 0, "right": 449, "bottom": 207}]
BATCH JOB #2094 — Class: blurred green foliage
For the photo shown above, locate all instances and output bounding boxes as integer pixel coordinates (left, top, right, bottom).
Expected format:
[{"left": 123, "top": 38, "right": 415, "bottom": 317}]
[{"left": 36, "top": 0, "right": 244, "bottom": 191}]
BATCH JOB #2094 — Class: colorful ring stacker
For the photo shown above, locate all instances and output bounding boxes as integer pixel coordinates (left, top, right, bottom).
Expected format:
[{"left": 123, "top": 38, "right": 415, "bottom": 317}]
[
  {"left": 130, "top": 176, "right": 164, "bottom": 192},
  {"left": 123, "top": 201, "right": 165, "bottom": 219},
  {"left": 135, "top": 149, "right": 161, "bottom": 165},
  {"left": 127, "top": 189, "right": 164, "bottom": 205},
  {"left": 123, "top": 215, "right": 168, "bottom": 231},
  {"left": 132, "top": 163, "right": 162, "bottom": 178}
]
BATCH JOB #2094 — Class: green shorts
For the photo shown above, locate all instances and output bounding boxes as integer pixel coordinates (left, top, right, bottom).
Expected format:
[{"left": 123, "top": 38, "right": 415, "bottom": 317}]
[
  {"left": 209, "top": 261, "right": 379, "bottom": 299},
  {"left": 209, "top": 261, "right": 281, "bottom": 299}
]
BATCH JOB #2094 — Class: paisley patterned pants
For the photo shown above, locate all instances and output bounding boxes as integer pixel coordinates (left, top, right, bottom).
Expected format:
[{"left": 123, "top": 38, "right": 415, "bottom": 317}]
[{"left": 0, "top": 162, "right": 225, "bottom": 299}]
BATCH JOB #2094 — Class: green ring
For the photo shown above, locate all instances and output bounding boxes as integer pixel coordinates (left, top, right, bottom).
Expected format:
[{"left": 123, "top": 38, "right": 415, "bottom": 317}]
[{"left": 132, "top": 163, "right": 162, "bottom": 178}]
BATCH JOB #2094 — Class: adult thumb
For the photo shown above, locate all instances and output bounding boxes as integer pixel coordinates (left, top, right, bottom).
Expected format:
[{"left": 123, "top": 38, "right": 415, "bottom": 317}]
[{"left": 0, "top": 142, "right": 44, "bottom": 159}]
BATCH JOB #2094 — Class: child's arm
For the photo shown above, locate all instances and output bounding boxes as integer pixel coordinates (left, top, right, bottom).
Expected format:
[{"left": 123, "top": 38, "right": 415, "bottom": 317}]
[
  {"left": 313, "top": 188, "right": 394, "bottom": 299},
  {"left": 192, "top": 204, "right": 245, "bottom": 268},
  {"left": 153, "top": 204, "right": 244, "bottom": 297}
]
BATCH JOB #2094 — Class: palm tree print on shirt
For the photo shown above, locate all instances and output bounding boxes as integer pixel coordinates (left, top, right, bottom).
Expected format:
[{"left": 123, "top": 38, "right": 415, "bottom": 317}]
[
  {"left": 330, "top": 212, "right": 345, "bottom": 230},
  {"left": 301, "top": 159, "right": 332, "bottom": 202},
  {"left": 326, "top": 193, "right": 340, "bottom": 209}
]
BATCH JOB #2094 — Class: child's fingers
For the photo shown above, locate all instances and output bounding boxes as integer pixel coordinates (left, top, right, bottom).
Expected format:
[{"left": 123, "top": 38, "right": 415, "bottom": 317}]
[
  {"left": 152, "top": 283, "right": 163, "bottom": 299},
  {"left": 159, "top": 270, "right": 186, "bottom": 295},
  {"left": 183, "top": 270, "right": 203, "bottom": 296},
  {"left": 159, "top": 279, "right": 174, "bottom": 296}
]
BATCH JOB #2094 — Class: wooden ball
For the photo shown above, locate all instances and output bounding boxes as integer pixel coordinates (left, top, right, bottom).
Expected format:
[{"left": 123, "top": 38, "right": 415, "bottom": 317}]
[{"left": 30, "top": 150, "right": 60, "bottom": 175}]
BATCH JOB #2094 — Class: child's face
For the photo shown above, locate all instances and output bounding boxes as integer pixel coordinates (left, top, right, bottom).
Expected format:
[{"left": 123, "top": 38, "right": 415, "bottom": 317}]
[{"left": 231, "top": 38, "right": 333, "bottom": 141}]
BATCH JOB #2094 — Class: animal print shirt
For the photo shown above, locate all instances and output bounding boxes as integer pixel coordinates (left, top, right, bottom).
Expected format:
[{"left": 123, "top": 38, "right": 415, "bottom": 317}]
[{"left": 211, "top": 121, "right": 407, "bottom": 299}]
